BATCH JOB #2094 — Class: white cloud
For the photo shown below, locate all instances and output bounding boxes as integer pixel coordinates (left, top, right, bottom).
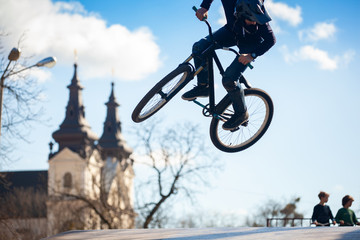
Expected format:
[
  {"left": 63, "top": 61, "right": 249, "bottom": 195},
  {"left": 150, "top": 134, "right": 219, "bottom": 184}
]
[
  {"left": 299, "top": 22, "right": 337, "bottom": 42},
  {"left": 28, "top": 67, "right": 53, "bottom": 83},
  {"left": 280, "top": 45, "right": 356, "bottom": 71},
  {"left": 340, "top": 50, "right": 356, "bottom": 66},
  {"left": 266, "top": 0, "right": 302, "bottom": 27},
  {"left": 298, "top": 45, "right": 337, "bottom": 70},
  {"left": 0, "top": 0, "right": 161, "bottom": 81}
]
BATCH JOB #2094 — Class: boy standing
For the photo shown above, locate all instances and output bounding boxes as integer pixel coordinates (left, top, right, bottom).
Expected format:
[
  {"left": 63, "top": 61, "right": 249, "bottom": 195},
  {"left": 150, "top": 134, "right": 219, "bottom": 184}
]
[
  {"left": 335, "top": 195, "right": 360, "bottom": 226},
  {"left": 311, "top": 191, "right": 336, "bottom": 226}
]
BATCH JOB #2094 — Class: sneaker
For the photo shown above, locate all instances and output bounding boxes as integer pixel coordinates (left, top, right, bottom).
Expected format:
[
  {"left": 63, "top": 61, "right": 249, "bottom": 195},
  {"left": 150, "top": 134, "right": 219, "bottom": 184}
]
[
  {"left": 181, "top": 85, "right": 209, "bottom": 100},
  {"left": 222, "top": 110, "right": 249, "bottom": 130}
]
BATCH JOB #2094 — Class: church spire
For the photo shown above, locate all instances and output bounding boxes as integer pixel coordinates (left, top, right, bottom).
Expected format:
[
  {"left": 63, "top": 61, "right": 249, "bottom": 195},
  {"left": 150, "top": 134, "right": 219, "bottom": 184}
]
[
  {"left": 52, "top": 63, "right": 98, "bottom": 158},
  {"left": 98, "top": 82, "right": 132, "bottom": 160}
]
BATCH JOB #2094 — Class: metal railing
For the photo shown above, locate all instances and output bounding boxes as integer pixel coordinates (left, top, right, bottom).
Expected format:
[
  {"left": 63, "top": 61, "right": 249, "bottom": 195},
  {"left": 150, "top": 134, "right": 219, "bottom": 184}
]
[
  {"left": 266, "top": 218, "right": 360, "bottom": 227},
  {"left": 266, "top": 218, "right": 312, "bottom": 227}
]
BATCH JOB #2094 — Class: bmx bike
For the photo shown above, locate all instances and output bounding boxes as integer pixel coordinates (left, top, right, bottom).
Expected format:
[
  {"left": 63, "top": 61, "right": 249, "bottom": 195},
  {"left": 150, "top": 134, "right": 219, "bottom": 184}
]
[{"left": 132, "top": 8, "right": 274, "bottom": 153}]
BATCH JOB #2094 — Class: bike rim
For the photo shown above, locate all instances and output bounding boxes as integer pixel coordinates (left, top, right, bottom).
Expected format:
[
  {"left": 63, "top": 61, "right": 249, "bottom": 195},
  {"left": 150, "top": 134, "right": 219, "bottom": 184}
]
[
  {"left": 138, "top": 71, "right": 189, "bottom": 119},
  {"left": 215, "top": 93, "right": 270, "bottom": 149}
]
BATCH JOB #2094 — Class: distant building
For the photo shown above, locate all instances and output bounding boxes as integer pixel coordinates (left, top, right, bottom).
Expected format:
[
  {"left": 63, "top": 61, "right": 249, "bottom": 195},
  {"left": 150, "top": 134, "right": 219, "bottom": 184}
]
[
  {"left": 0, "top": 171, "right": 48, "bottom": 239},
  {"left": 0, "top": 63, "right": 135, "bottom": 238}
]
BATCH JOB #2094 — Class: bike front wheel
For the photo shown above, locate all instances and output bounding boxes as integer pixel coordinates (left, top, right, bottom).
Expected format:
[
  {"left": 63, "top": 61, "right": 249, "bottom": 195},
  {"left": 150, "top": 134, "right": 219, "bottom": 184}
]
[
  {"left": 209, "top": 88, "right": 274, "bottom": 153},
  {"left": 132, "top": 64, "right": 193, "bottom": 123}
]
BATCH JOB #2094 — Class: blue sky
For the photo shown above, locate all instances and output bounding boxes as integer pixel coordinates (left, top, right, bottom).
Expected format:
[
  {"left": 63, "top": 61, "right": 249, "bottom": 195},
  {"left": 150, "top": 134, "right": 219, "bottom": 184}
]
[{"left": 1, "top": 0, "right": 360, "bottom": 224}]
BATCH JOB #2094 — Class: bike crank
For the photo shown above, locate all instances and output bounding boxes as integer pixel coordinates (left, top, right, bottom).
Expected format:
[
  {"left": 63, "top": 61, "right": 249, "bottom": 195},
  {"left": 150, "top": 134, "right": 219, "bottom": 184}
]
[
  {"left": 192, "top": 99, "right": 225, "bottom": 120},
  {"left": 192, "top": 99, "right": 212, "bottom": 117}
]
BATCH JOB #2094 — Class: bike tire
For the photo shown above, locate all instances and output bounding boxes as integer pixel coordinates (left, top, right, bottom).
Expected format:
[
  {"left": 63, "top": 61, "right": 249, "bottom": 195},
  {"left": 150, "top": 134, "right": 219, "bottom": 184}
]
[
  {"left": 132, "top": 64, "right": 193, "bottom": 123},
  {"left": 209, "top": 88, "right": 274, "bottom": 152}
]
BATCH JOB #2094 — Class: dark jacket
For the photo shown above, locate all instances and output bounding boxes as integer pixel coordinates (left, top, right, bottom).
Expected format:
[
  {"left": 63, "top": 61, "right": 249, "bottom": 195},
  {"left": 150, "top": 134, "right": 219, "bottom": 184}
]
[
  {"left": 234, "top": 19, "right": 276, "bottom": 57},
  {"left": 200, "top": 0, "right": 276, "bottom": 56},
  {"left": 311, "top": 204, "right": 335, "bottom": 224},
  {"left": 200, "top": 0, "right": 237, "bottom": 28}
]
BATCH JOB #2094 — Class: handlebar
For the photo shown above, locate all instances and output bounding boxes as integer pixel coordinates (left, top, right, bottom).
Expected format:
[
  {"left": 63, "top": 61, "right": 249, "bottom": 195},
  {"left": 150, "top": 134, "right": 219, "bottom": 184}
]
[
  {"left": 192, "top": 6, "right": 212, "bottom": 39},
  {"left": 192, "top": 6, "right": 207, "bottom": 21},
  {"left": 192, "top": 6, "right": 254, "bottom": 70}
]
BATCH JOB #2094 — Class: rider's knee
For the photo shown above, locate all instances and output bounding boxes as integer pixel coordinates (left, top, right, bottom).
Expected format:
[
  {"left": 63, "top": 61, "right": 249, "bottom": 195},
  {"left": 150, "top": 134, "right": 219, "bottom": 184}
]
[
  {"left": 222, "top": 77, "right": 238, "bottom": 92},
  {"left": 192, "top": 39, "right": 208, "bottom": 55},
  {"left": 192, "top": 42, "right": 201, "bottom": 54}
]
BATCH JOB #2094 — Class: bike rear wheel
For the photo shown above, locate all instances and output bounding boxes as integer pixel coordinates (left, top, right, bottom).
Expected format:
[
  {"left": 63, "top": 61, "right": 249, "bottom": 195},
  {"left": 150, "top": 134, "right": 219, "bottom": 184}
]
[
  {"left": 209, "top": 88, "right": 273, "bottom": 152},
  {"left": 132, "top": 64, "right": 193, "bottom": 122}
]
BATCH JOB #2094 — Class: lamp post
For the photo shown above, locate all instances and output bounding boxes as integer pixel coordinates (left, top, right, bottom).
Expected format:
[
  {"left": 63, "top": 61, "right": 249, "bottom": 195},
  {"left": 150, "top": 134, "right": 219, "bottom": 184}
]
[{"left": 0, "top": 47, "right": 57, "bottom": 136}]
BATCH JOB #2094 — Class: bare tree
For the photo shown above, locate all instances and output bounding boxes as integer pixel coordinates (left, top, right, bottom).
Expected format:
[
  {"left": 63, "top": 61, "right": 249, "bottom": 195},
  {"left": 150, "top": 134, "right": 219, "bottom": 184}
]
[
  {"left": 48, "top": 160, "right": 136, "bottom": 234},
  {"left": 0, "top": 33, "right": 45, "bottom": 165},
  {"left": 133, "top": 120, "right": 221, "bottom": 228},
  {"left": 245, "top": 196, "right": 304, "bottom": 227},
  {"left": 53, "top": 190, "right": 136, "bottom": 230}
]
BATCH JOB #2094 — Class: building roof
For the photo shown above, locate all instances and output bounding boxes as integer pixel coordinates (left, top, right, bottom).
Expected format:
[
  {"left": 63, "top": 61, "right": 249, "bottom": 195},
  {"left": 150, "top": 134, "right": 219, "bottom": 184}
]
[
  {"left": 0, "top": 170, "right": 48, "bottom": 218},
  {"left": 0, "top": 170, "right": 48, "bottom": 195}
]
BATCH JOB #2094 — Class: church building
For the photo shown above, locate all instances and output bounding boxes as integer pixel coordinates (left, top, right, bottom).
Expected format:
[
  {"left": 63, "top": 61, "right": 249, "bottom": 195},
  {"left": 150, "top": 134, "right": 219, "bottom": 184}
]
[
  {"left": 47, "top": 62, "right": 135, "bottom": 234},
  {"left": 0, "top": 62, "right": 135, "bottom": 238}
]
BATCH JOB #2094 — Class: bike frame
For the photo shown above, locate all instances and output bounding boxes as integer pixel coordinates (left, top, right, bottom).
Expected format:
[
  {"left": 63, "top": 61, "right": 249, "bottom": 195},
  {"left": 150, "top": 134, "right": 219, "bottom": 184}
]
[
  {"left": 182, "top": 19, "right": 252, "bottom": 119},
  {"left": 132, "top": 8, "right": 273, "bottom": 152}
]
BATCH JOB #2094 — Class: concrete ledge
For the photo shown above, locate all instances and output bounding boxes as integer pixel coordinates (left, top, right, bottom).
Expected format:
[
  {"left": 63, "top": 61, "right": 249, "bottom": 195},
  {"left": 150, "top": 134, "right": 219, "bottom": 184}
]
[{"left": 45, "top": 227, "right": 360, "bottom": 240}]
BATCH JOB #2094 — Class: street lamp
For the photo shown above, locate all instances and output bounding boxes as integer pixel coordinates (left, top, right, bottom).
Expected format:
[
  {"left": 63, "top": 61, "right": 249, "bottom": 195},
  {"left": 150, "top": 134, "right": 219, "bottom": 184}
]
[{"left": 0, "top": 47, "right": 57, "bottom": 136}]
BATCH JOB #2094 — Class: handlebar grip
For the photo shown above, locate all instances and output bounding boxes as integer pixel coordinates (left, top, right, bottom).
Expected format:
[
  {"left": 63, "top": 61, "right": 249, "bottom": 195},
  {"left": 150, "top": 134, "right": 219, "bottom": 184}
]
[
  {"left": 192, "top": 6, "right": 207, "bottom": 21},
  {"left": 222, "top": 47, "right": 254, "bottom": 70}
]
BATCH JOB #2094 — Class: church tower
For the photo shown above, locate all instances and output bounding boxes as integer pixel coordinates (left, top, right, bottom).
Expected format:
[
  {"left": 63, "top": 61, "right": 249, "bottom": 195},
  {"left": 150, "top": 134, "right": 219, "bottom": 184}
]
[
  {"left": 47, "top": 64, "right": 135, "bottom": 234},
  {"left": 47, "top": 63, "right": 103, "bottom": 235},
  {"left": 98, "top": 82, "right": 135, "bottom": 228},
  {"left": 51, "top": 63, "right": 98, "bottom": 158},
  {"left": 98, "top": 82, "right": 132, "bottom": 159}
]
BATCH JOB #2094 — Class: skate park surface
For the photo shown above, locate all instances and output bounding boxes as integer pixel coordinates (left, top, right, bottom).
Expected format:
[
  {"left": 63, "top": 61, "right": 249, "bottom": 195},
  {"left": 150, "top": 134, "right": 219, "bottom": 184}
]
[{"left": 45, "top": 227, "right": 360, "bottom": 240}]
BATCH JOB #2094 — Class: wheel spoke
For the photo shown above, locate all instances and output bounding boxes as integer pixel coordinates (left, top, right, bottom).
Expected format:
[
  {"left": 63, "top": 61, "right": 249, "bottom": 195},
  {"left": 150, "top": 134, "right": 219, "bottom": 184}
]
[
  {"left": 210, "top": 89, "right": 273, "bottom": 152},
  {"left": 132, "top": 65, "right": 191, "bottom": 122}
]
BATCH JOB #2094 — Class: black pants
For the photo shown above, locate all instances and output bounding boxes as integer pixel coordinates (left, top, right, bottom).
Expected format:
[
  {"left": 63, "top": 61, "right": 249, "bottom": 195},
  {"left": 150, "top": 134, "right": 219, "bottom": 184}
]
[{"left": 192, "top": 26, "right": 247, "bottom": 113}]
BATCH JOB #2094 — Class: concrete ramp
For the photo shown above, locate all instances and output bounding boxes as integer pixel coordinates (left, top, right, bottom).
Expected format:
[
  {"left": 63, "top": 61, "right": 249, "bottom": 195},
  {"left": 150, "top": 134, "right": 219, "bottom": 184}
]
[{"left": 45, "top": 227, "right": 360, "bottom": 240}]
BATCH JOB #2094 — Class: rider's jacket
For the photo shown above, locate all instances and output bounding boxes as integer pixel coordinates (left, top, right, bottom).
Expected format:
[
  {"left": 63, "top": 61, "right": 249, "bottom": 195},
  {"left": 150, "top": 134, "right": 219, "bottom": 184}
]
[
  {"left": 200, "top": 0, "right": 276, "bottom": 57},
  {"left": 234, "top": 18, "right": 276, "bottom": 57},
  {"left": 200, "top": 0, "right": 237, "bottom": 28}
]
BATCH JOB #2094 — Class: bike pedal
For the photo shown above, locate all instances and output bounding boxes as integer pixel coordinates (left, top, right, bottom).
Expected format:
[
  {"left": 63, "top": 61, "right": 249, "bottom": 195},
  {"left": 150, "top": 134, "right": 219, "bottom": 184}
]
[
  {"left": 230, "top": 127, "right": 240, "bottom": 132},
  {"left": 241, "top": 120, "right": 249, "bottom": 127}
]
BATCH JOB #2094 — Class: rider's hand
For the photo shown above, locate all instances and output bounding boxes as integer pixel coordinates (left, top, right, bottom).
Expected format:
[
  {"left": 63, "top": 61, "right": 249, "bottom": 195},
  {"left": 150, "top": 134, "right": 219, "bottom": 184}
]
[
  {"left": 238, "top": 54, "right": 254, "bottom": 65},
  {"left": 196, "top": 7, "right": 208, "bottom": 21}
]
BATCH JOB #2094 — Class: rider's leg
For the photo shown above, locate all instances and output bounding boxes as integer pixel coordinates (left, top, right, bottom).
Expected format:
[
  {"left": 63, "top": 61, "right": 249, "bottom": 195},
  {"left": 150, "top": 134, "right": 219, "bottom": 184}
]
[
  {"left": 221, "top": 57, "right": 249, "bottom": 130},
  {"left": 182, "top": 26, "right": 237, "bottom": 100},
  {"left": 193, "top": 26, "right": 237, "bottom": 85},
  {"left": 181, "top": 38, "right": 210, "bottom": 100}
]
